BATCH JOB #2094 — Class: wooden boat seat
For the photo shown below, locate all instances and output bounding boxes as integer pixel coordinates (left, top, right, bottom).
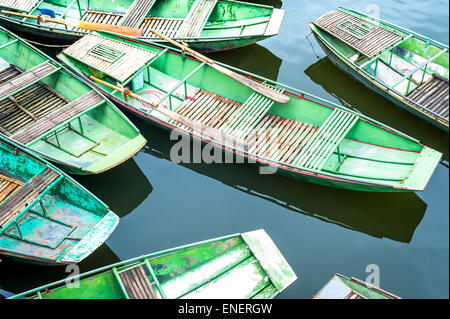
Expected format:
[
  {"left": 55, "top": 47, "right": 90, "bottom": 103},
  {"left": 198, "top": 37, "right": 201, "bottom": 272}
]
[
  {"left": 74, "top": 10, "right": 124, "bottom": 32},
  {"left": 169, "top": 88, "right": 319, "bottom": 165},
  {"left": 0, "top": 168, "right": 59, "bottom": 228},
  {"left": 119, "top": 265, "right": 160, "bottom": 299},
  {"left": 292, "top": 108, "right": 359, "bottom": 171},
  {"left": 0, "top": 66, "right": 69, "bottom": 136},
  {"left": 11, "top": 91, "right": 104, "bottom": 144},
  {"left": 119, "top": 0, "right": 157, "bottom": 28},
  {"left": 0, "top": 0, "right": 39, "bottom": 12},
  {"left": 63, "top": 34, "right": 156, "bottom": 83},
  {"left": 0, "top": 62, "right": 59, "bottom": 102},
  {"left": 312, "top": 9, "right": 403, "bottom": 58},
  {"left": 407, "top": 74, "right": 449, "bottom": 120},
  {"left": 177, "top": 0, "right": 218, "bottom": 38},
  {"left": 141, "top": 17, "right": 185, "bottom": 38},
  {"left": 0, "top": 173, "right": 24, "bottom": 205}
]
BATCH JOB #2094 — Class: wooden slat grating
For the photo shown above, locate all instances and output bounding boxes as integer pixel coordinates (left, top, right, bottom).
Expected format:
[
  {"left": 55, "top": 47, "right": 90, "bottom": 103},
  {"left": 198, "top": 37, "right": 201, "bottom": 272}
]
[
  {"left": 63, "top": 34, "right": 156, "bottom": 83},
  {"left": 11, "top": 91, "right": 104, "bottom": 144},
  {"left": 0, "top": 173, "right": 24, "bottom": 205},
  {"left": 119, "top": 0, "right": 157, "bottom": 28},
  {"left": 119, "top": 265, "right": 159, "bottom": 299},
  {"left": 74, "top": 10, "right": 123, "bottom": 32},
  {"left": 177, "top": 0, "right": 218, "bottom": 38},
  {"left": 407, "top": 74, "right": 449, "bottom": 120},
  {"left": 293, "top": 108, "right": 359, "bottom": 171},
  {"left": 0, "top": 66, "right": 69, "bottom": 136},
  {"left": 141, "top": 17, "right": 185, "bottom": 38},
  {"left": 313, "top": 9, "right": 403, "bottom": 58},
  {"left": 0, "top": 168, "right": 59, "bottom": 227},
  {"left": 0, "top": 62, "right": 58, "bottom": 101},
  {"left": 0, "top": 0, "right": 38, "bottom": 12}
]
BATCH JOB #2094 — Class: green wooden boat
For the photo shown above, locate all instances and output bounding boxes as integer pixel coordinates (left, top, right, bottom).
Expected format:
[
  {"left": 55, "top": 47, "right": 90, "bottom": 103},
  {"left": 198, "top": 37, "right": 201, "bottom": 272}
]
[
  {"left": 0, "top": 133, "right": 119, "bottom": 265},
  {"left": 313, "top": 273, "right": 401, "bottom": 299},
  {"left": 309, "top": 7, "right": 449, "bottom": 131},
  {"left": 9, "top": 229, "right": 297, "bottom": 299},
  {"left": 0, "top": 0, "right": 285, "bottom": 53},
  {"left": 0, "top": 26, "right": 146, "bottom": 174},
  {"left": 58, "top": 31, "right": 442, "bottom": 192}
]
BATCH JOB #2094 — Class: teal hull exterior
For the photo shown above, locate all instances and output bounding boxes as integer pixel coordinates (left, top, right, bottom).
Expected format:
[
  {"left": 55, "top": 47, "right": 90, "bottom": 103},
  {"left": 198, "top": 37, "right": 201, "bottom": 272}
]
[{"left": 310, "top": 29, "right": 448, "bottom": 132}]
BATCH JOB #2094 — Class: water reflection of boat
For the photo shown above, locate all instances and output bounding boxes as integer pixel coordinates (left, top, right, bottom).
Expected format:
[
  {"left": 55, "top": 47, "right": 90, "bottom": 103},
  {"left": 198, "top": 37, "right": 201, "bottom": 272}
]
[
  {"left": 0, "top": 243, "right": 120, "bottom": 295},
  {"left": 304, "top": 58, "right": 449, "bottom": 160},
  {"left": 74, "top": 158, "right": 153, "bottom": 219},
  {"left": 138, "top": 122, "right": 426, "bottom": 244}
]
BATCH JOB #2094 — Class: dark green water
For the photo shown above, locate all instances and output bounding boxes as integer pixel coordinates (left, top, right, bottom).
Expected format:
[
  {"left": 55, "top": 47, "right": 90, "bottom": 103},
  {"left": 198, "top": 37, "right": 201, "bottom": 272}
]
[{"left": 0, "top": 0, "right": 448, "bottom": 299}]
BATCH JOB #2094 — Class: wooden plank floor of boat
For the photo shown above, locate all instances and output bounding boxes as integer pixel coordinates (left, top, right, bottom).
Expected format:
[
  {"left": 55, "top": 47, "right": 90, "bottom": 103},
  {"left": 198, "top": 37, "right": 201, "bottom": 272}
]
[
  {"left": 407, "top": 74, "right": 449, "bottom": 120},
  {"left": 0, "top": 65, "right": 69, "bottom": 136},
  {"left": 119, "top": 265, "right": 159, "bottom": 299},
  {"left": 313, "top": 9, "right": 403, "bottom": 58},
  {"left": 177, "top": 0, "right": 218, "bottom": 38},
  {"left": 0, "top": 168, "right": 59, "bottom": 228},
  {"left": 0, "top": 174, "right": 24, "bottom": 205},
  {"left": 0, "top": 0, "right": 39, "bottom": 12},
  {"left": 119, "top": 0, "right": 157, "bottom": 28}
]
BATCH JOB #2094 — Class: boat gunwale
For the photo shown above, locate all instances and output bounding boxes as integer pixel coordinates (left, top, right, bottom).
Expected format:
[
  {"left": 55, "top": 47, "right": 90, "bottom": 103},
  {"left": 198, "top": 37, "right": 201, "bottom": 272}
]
[{"left": 308, "top": 9, "right": 449, "bottom": 126}]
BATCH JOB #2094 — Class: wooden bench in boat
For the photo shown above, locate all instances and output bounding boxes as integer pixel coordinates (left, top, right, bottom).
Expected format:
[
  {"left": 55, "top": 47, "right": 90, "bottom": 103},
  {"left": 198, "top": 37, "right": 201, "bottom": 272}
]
[
  {"left": 119, "top": 0, "right": 157, "bottom": 28},
  {"left": 293, "top": 108, "right": 359, "bottom": 171},
  {"left": 63, "top": 34, "right": 156, "bottom": 83},
  {"left": 0, "top": 62, "right": 59, "bottom": 102},
  {"left": 169, "top": 89, "right": 320, "bottom": 164},
  {"left": 0, "top": 168, "right": 60, "bottom": 228},
  {"left": 141, "top": 17, "right": 185, "bottom": 38},
  {"left": 0, "top": 173, "right": 24, "bottom": 205},
  {"left": 74, "top": 10, "right": 123, "bottom": 32},
  {"left": 177, "top": 0, "right": 218, "bottom": 38},
  {"left": 313, "top": 9, "right": 403, "bottom": 58},
  {"left": 118, "top": 265, "right": 160, "bottom": 299},
  {"left": 0, "top": 66, "right": 69, "bottom": 136},
  {"left": 407, "top": 74, "right": 449, "bottom": 120},
  {"left": 11, "top": 91, "right": 104, "bottom": 144},
  {"left": 0, "top": 0, "right": 38, "bottom": 12}
]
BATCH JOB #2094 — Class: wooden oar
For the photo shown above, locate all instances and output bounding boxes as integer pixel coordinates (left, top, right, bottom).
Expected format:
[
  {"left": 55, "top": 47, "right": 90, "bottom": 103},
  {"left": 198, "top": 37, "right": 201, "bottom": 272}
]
[
  {"left": 1, "top": 10, "right": 142, "bottom": 37},
  {"left": 146, "top": 29, "right": 290, "bottom": 104},
  {"left": 89, "top": 76, "right": 248, "bottom": 151}
]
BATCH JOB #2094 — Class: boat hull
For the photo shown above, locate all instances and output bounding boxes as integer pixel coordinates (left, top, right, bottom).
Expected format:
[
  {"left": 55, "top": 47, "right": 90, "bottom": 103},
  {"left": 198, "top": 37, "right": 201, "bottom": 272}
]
[
  {"left": 310, "top": 29, "right": 448, "bottom": 132},
  {"left": 0, "top": 17, "right": 268, "bottom": 53},
  {"left": 76, "top": 77, "right": 412, "bottom": 193}
]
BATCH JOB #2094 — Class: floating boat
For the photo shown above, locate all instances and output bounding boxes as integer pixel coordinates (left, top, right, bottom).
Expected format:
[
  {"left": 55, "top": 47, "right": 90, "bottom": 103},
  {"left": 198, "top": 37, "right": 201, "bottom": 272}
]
[
  {"left": 313, "top": 273, "right": 401, "bottom": 299},
  {"left": 0, "top": 0, "right": 285, "bottom": 53},
  {"left": 309, "top": 7, "right": 449, "bottom": 131},
  {"left": 58, "top": 31, "right": 442, "bottom": 192},
  {"left": 9, "top": 229, "right": 297, "bottom": 299},
  {"left": 0, "top": 27, "right": 146, "bottom": 174},
  {"left": 0, "top": 133, "right": 119, "bottom": 265}
]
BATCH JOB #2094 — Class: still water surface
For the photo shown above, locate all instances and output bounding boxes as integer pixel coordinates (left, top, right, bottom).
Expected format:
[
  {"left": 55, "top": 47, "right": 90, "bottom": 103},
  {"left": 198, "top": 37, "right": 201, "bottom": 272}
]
[{"left": 0, "top": 0, "right": 448, "bottom": 298}]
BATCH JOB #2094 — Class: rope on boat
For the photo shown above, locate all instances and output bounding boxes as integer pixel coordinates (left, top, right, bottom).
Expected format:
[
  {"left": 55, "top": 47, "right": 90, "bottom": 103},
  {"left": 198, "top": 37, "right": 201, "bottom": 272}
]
[
  {"left": 23, "top": 39, "right": 71, "bottom": 48},
  {"left": 306, "top": 32, "right": 320, "bottom": 60}
]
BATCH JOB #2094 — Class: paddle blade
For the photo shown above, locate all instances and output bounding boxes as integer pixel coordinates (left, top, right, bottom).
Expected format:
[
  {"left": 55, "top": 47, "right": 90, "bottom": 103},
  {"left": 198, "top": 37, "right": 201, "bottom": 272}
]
[
  {"left": 212, "top": 64, "right": 290, "bottom": 104},
  {"left": 77, "top": 21, "right": 143, "bottom": 36}
]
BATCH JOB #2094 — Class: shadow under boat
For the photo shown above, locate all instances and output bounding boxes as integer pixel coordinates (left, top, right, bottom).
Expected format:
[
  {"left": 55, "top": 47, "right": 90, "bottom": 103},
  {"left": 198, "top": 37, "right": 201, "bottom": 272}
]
[
  {"left": 0, "top": 243, "right": 120, "bottom": 295},
  {"left": 74, "top": 158, "right": 153, "bottom": 219},
  {"left": 304, "top": 57, "right": 449, "bottom": 160},
  {"left": 136, "top": 120, "right": 427, "bottom": 244}
]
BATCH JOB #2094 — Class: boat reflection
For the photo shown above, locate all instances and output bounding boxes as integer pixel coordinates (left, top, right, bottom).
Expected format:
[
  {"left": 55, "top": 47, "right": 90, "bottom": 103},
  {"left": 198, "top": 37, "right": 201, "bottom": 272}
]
[
  {"left": 0, "top": 244, "right": 120, "bottom": 295},
  {"left": 74, "top": 158, "right": 153, "bottom": 218},
  {"left": 137, "top": 122, "right": 427, "bottom": 244},
  {"left": 304, "top": 57, "right": 449, "bottom": 160}
]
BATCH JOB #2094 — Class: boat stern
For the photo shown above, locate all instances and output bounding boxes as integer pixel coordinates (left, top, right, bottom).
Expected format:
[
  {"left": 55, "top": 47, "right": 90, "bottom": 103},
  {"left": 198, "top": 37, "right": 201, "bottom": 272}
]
[
  {"left": 400, "top": 146, "right": 442, "bottom": 191},
  {"left": 60, "top": 211, "right": 119, "bottom": 264},
  {"left": 84, "top": 134, "right": 147, "bottom": 174},
  {"left": 242, "top": 229, "right": 297, "bottom": 295},
  {"left": 264, "top": 8, "right": 285, "bottom": 37}
]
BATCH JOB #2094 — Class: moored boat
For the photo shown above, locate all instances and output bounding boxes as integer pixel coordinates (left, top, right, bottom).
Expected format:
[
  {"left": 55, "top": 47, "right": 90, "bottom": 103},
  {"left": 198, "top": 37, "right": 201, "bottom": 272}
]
[
  {"left": 58, "top": 31, "right": 442, "bottom": 192},
  {"left": 0, "top": 0, "right": 285, "bottom": 53},
  {"left": 9, "top": 229, "right": 297, "bottom": 299},
  {"left": 313, "top": 273, "right": 401, "bottom": 299},
  {"left": 309, "top": 7, "right": 449, "bottom": 131},
  {"left": 0, "top": 133, "right": 119, "bottom": 265},
  {"left": 0, "top": 26, "right": 146, "bottom": 174}
]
